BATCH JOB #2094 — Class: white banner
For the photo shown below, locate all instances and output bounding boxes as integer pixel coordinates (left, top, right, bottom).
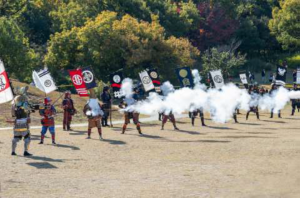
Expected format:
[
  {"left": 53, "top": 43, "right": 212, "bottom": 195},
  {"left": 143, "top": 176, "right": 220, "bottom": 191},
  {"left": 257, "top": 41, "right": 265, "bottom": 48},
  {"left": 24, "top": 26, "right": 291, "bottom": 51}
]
[
  {"left": 239, "top": 73, "right": 248, "bottom": 84},
  {"left": 32, "top": 68, "right": 57, "bottom": 94},
  {"left": 0, "top": 60, "right": 14, "bottom": 104},
  {"left": 139, "top": 70, "right": 155, "bottom": 92},
  {"left": 210, "top": 70, "right": 224, "bottom": 89},
  {"left": 297, "top": 69, "right": 300, "bottom": 85}
]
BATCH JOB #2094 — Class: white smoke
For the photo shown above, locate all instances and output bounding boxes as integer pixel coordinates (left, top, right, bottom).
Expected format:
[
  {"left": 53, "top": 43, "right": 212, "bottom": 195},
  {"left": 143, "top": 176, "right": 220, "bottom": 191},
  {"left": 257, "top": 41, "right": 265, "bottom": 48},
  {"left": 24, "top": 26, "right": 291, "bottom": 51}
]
[
  {"left": 120, "top": 78, "right": 133, "bottom": 98},
  {"left": 86, "top": 98, "right": 104, "bottom": 116},
  {"left": 121, "top": 76, "right": 300, "bottom": 123}
]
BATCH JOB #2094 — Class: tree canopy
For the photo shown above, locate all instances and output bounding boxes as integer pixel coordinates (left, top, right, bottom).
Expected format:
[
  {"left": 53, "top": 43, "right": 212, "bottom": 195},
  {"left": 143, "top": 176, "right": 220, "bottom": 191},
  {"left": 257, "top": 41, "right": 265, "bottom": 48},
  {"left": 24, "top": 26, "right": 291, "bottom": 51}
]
[{"left": 0, "top": 0, "right": 298, "bottom": 84}]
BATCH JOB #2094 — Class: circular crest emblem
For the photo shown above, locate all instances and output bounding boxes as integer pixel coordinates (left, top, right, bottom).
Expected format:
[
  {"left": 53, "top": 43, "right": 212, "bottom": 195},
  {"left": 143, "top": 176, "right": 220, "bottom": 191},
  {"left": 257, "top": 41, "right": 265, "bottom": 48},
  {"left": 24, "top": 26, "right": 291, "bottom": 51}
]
[
  {"left": 44, "top": 80, "right": 52, "bottom": 87},
  {"left": 142, "top": 76, "right": 151, "bottom": 84},
  {"left": 150, "top": 71, "right": 158, "bottom": 79},
  {"left": 113, "top": 75, "right": 121, "bottom": 83},
  {"left": 82, "top": 70, "right": 94, "bottom": 84},
  {"left": 179, "top": 69, "right": 188, "bottom": 78},
  {"left": 72, "top": 75, "right": 83, "bottom": 85},
  {"left": 213, "top": 75, "right": 223, "bottom": 83},
  {"left": 0, "top": 74, "right": 7, "bottom": 91}
]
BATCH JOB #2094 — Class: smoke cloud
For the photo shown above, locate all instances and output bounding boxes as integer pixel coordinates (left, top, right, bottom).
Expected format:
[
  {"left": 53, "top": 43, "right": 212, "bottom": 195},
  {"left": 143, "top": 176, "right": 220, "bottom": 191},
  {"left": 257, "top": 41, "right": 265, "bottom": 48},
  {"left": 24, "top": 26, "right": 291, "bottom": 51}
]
[{"left": 120, "top": 72, "right": 300, "bottom": 123}]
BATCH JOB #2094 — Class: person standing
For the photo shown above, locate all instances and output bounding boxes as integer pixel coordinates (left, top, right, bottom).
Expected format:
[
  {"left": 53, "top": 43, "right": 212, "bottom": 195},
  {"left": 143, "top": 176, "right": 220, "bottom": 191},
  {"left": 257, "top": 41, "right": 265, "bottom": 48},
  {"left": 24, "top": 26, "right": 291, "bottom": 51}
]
[
  {"left": 83, "top": 94, "right": 104, "bottom": 139},
  {"left": 62, "top": 91, "right": 76, "bottom": 131},
  {"left": 119, "top": 88, "right": 142, "bottom": 135},
  {"left": 291, "top": 84, "right": 300, "bottom": 116},
  {"left": 189, "top": 108, "right": 206, "bottom": 126},
  {"left": 101, "top": 86, "right": 112, "bottom": 127},
  {"left": 261, "top": 69, "right": 266, "bottom": 83},
  {"left": 161, "top": 111, "right": 179, "bottom": 130},
  {"left": 10, "top": 87, "right": 32, "bottom": 156},
  {"left": 269, "top": 84, "right": 281, "bottom": 118},
  {"left": 293, "top": 70, "right": 297, "bottom": 84},
  {"left": 39, "top": 98, "right": 57, "bottom": 144},
  {"left": 246, "top": 86, "right": 260, "bottom": 120}
]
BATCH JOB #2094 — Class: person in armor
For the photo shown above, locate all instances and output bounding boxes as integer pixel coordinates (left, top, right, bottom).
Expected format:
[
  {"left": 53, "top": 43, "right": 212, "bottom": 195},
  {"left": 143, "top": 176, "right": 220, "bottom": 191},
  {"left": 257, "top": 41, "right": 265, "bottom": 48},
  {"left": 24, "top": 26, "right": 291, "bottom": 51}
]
[
  {"left": 62, "top": 91, "right": 76, "bottom": 131},
  {"left": 291, "top": 84, "right": 300, "bottom": 116},
  {"left": 39, "top": 97, "right": 57, "bottom": 144},
  {"left": 161, "top": 111, "right": 179, "bottom": 130},
  {"left": 10, "top": 86, "right": 32, "bottom": 156},
  {"left": 189, "top": 108, "right": 206, "bottom": 126},
  {"left": 246, "top": 86, "right": 260, "bottom": 120},
  {"left": 101, "top": 86, "right": 112, "bottom": 127},
  {"left": 119, "top": 88, "right": 142, "bottom": 135},
  {"left": 270, "top": 84, "right": 282, "bottom": 118},
  {"left": 233, "top": 109, "right": 239, "bottom": 123},
  {"left": 83, "top": 93, "right": 104, "bottom": 139}
]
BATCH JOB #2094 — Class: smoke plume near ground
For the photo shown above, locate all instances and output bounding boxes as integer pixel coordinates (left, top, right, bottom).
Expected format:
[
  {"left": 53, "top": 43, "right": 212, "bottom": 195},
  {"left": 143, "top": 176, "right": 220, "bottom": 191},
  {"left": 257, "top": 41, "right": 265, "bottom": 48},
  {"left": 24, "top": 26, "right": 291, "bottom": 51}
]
[{"left": 121, "top": 74, "right": 300, "bottom": 123}]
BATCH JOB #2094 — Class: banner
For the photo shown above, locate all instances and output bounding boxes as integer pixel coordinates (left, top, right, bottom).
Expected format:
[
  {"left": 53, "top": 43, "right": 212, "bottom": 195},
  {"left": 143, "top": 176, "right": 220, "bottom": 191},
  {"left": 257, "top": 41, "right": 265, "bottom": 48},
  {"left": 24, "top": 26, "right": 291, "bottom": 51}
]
[
  {"left": 176, "top": 67, "right": 194, "bottom": 88},
  {"left": 0, "top": 60, "right": 14, "bottom": 104},
  {"left": 239, "top": 73, "right": 248, "bottom": 85},
  {"left": 32, "top": 68, "right": 57, "bottom": 94},
  {"left": 210, "top": 70, "right": 224, "bottom": 89},
  {"left": 296, "top": 68, "right": 300, "bottom": 85},
  {"left": 139, "top": 70, "right": 155, "bottom": 92},
  {"left": 275, "top": 65, "right": 287, "bottom": 86},
  {"left": 148, "top": 69, "right": 161, "bottom": 93},
  {"left": 68, "top": 69, "right": 89, "bottom": 97},
  {"left": 110, "top": 72, "right": 123, "bottom": 98},
  {"left": 82, "top": 67, "right": 97, "bottom": 89}
]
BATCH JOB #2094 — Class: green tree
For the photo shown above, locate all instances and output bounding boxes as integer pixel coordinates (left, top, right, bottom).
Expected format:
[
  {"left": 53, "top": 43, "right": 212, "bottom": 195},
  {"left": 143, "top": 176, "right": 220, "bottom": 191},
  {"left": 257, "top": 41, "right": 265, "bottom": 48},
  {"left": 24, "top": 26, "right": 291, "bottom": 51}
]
[
  {"left": 0, "top": 17, "right": 38, "bottom": 82},
  {"left": 202, "top": 41, "right": 246, "bottom": 77},
  {"left": 45, "top": 11, "right": 200, "bottom": 83},
  {"left": 269, "top": 0, "right": 300, "bottom": 51}
]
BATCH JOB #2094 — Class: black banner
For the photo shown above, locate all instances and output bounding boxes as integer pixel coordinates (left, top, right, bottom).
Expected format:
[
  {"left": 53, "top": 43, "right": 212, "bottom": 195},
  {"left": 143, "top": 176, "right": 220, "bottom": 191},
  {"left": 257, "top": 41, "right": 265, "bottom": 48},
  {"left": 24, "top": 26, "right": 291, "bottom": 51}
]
[
  {"left": 176, "top": 67, "right": 194, "bottom": 88},
  {"left": 147, "top": 69, "right": 161, "bottom": 93},
  {"left": 110, "top": 72, "right": 123, "bottom": 98},
  {"left": 275, "top": 65, "right": 287, "bottom": 86},
  {"left": 82, "top": 67, "right": 97, "bottom": 89}
]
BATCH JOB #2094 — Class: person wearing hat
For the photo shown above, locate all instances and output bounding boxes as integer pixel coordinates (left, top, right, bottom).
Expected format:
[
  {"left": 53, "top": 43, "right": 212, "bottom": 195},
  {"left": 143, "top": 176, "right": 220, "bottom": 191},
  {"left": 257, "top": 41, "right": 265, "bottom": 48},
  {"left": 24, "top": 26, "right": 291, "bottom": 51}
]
[
  {"left": 62, "top": 91, "right": 76, "bottom": 131},
  {"left": 119, "top": 87, "right": 142, "bottom": 135},
  {"left": 9, "top": 86, "right": 32, "bottom": 156},
  {"left": 39, "top": 97, "right": 57, "bottom": 144},
  {"left": 101, "top": 86, "right": 112, "bottom": 127},
  {"left": 83, "top": 91, "right": 104, "bottom": 139}
]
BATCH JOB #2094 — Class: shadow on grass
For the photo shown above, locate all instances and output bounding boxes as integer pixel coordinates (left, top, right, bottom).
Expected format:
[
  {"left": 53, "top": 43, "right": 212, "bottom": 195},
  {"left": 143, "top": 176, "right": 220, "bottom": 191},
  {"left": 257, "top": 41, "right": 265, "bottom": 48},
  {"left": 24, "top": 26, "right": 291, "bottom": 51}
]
[
  {"left": 27, "top": 162, "right": 58, "bottom": 169},
  {"left": 173, "top": 140, "right": 231, "bottom": 143},
  {"left": 238, "top": 122, "right": 261, "bottom": 126},
  {"left": 53, "top": 143, "right": 80, "bottom": 150},
  {"left": 101, "top": 139, "right": 126, "bottom": 145},
  {"left": 219, "top": 135, "right": 276, "bottom": 139},
  {"left": 111, "top": 127, "right": 134, "bottom": 132},
  {"left": 176, "top": 129, "right": 206, "bottom": 135},
  {"left": 24, "top": 155, "right": 64, "bottom": 163},
  {"left": 69, "top": 130, "right": 87, "bottom": 135},
  {"left": 263, "top": 120, "right": 285, "bottom": 124},
  {"left": 207, "top": 126, "right": 236, "bottom": 130}
]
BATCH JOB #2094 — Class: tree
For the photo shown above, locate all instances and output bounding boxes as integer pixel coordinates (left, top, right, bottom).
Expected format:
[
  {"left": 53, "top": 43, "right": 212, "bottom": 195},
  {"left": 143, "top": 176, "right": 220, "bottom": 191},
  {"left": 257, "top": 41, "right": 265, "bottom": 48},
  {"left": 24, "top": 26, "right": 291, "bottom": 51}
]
[
  {"left": 269, "top": 0, "right": 300, "bottom": 51},
  {"left": 201, "top": 41, "right": 246, "bottom": 77},
  {"left": 44, "top": 11, "right": 200, "bottom": 83},
  {"left": 189, "top": 1, "right": 239, "bottom": 51},
  {"left": 0, "top": 17, "right": 38, "bottom": 82}
]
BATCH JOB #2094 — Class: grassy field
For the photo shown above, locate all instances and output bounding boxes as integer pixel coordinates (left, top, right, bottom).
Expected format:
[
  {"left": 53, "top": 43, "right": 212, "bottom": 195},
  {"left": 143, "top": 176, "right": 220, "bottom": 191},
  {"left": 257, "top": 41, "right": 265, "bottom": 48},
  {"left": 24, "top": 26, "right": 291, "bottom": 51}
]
[{"left": 1, "top": 106, "right": 300, "bottom": 197}]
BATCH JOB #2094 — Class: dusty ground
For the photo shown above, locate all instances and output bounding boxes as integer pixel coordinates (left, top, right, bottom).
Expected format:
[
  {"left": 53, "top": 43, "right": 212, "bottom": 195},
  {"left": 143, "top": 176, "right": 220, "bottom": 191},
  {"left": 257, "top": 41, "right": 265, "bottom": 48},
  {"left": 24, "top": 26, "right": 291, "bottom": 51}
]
[{"left": 1, "top": 106, "right": 300, "bottom": 198}]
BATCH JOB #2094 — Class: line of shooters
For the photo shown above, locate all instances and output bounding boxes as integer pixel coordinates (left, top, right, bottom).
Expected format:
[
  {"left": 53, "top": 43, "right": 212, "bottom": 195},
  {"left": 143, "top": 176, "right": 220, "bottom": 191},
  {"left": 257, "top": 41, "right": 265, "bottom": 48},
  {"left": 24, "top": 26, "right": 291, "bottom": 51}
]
[{"left": 8, "top": 83, "right": 300, "bottom": 157}]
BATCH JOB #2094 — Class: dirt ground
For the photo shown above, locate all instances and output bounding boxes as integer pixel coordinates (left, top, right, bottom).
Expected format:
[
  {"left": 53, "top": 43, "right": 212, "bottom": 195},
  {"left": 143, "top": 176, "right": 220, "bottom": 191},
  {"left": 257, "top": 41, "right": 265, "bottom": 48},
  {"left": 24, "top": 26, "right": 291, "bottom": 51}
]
[{"left": 1, "top": 106, "right": 300, "bottom": 198}]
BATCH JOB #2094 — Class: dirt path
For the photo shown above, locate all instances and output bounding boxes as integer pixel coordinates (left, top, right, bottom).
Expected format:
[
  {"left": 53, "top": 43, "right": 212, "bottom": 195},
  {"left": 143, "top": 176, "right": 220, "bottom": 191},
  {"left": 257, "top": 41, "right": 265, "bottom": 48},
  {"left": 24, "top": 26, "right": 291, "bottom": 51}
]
[{"left": 1, "top": 107, "right": 300, "bottom": 198}]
